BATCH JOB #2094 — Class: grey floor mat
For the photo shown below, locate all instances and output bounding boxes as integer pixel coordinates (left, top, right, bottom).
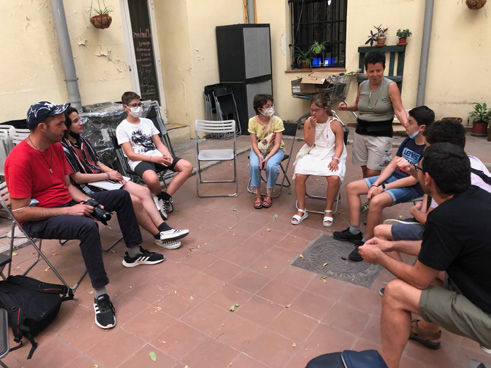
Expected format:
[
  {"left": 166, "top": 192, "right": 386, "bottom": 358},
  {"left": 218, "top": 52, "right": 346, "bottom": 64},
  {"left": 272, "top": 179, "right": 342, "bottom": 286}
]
[{"left": 292, "top": 234, "right": 382, "bottom": 288}]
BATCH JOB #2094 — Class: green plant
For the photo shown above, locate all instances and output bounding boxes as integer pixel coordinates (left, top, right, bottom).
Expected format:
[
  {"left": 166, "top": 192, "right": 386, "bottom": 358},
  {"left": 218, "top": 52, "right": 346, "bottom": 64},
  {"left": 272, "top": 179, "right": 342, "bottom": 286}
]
[
  {"left": 365, "top": 25, "right": 388, "bottom": 46},
  {"left": 396, "top": 29, "right": 412, "bottom": 38},
  {"left": 469, "top": 102, "right": 491, "bottom": 123},
  {"left": 308, "top": 41, "right": 327, "bottom": 56},
  {"left": 90, "top": 6, "right": 112, "bottom": 16},
  {"left": 374, "top": 25, "right": 388, "bottom": 37},
  {"left": 294, "top": 47, "right": 312, "bottom": 68}
]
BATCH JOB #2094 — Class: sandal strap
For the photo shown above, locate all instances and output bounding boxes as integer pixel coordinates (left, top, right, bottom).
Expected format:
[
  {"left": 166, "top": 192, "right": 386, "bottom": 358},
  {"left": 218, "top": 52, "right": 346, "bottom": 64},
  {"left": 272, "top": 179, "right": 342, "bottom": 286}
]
[
  {"left": 325, "top": 210, "right": 333, "bottom": 213},
  {"left": 298, "top": 208, "right": 307, "bottom": 213},
  {"left": 411, "top": 319, "right": 442, "bottom": 340}
]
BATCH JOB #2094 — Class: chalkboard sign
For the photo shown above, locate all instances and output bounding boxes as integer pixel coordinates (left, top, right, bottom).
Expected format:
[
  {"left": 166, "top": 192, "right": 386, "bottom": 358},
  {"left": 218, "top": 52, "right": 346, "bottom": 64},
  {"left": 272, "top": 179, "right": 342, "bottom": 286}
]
[{"left": 128, "top": 0, "right": 160, "bottom": 103}]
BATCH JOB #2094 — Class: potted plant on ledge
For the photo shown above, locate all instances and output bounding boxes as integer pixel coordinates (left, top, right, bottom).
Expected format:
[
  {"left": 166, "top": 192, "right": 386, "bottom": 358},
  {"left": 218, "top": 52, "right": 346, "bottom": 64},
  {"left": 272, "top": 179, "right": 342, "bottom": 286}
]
[
  {"left": 469, "top": 102, "right": 490, "bottom": 137},
  {"left": 295, "top": 47, "right": 312, "bottom": 69},
  {"left": 90, "top": 6, "right": 113, "bottom": 29},
  {"left": 365, "top": 25, "right": 388, "bottom": 47},
  {"left": 396, "top": 29, "right": 412, "bottom": 45},
  {"left": 309, "top": 41, "right": 327, "bottom": 67}
]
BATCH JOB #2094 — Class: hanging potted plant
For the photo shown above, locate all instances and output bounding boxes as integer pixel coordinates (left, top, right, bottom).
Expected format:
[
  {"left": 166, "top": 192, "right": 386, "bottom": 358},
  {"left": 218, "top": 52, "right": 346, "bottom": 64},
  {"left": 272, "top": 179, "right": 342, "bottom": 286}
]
[
  {"left": 465, "top": 0, "right": 487, "bottom": 9},
  {"left": 396, "top": 29, "right": 412, "bottom": 46},
  {"left": 469, "top": 102, "right": 490, "bottom": 137},
  {"left": 295, "top": 47, "right": 312, "bottom": 69},
  {"left": 90, "top": 2, "right": 113, "bottom": 30}
]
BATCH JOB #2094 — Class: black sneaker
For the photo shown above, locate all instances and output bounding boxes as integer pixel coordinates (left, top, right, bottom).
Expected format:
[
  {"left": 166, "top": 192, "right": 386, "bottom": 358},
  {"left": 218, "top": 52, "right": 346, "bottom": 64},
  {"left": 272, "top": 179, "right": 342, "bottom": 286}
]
[
  {"left": 333, "top": 227, "right": 363, "bottom": 243},
  {"left": 348, "top": 240, "right": 365, "bottom": 262},
  {"left": 93, "top": 294, "right": 116, "bottom": 329},
  {"left": 122, "top": 246, "right": 165, "bottom": 268}
]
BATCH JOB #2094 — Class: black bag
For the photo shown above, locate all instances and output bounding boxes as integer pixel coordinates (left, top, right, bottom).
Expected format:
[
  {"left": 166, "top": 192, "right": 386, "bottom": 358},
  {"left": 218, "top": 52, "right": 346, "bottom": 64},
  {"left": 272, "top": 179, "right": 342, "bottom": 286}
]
[
  {"left": 0, "top": 275, "right": 73, "bottom": 359},
  {"left": 306, "top": 350, "right": 388, "bottom": 368}
]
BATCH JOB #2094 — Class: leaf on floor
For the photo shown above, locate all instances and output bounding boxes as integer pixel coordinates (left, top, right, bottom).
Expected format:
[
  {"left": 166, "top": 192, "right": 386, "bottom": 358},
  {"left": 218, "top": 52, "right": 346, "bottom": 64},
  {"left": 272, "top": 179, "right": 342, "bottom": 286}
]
[
  {"left": 189, "top": 248, "right": 198, "bottom": 252},
  {"left": 190, "top": 296, "right": 194, "bottom": 300},
  {"left": 266, "top": 228, "right": 271, "bottom": 232},
  {"left": 12, "top": 252, "right": 17, "bottom": 256},
  {"left": 292, "top": 342, "right": 297, "bottom": 348},
  {"left": 44, "top": 267, "right": 51, "bottom": 272},
  {"left": 285, "top": 304, "right": 292, "bottom": 308},
  {"left": 149, "top": 351, "right": 157, "bottom": 362},
  {"left": 227, "top": 227, "right": 233, "bottom": 230},
  {"left": 273, "top": 214, "right": 278, "bottom": 219},
  {"left": 233, "top": 208, "right": 237, "bottom": 211},
  {"left": 323, "top": 263, "right": 328, "bottom": 267},
  {"left": 299, "top": 254, "right": 304, "bottom": 258}
]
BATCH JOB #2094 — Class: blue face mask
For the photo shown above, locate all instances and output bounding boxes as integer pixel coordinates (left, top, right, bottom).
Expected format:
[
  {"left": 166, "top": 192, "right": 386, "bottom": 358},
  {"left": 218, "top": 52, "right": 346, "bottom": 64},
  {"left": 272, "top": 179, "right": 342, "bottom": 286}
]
[{"left": 408, "top": 130, "right": 419, "bottom": 139}]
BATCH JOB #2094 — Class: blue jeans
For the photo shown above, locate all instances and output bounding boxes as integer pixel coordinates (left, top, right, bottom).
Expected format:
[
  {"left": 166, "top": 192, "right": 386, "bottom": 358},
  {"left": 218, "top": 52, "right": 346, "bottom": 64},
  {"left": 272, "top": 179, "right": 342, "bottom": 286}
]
[
  {"left": 249, "top": 149, "right": 284, "bottom": 189},
  {"left": 364, "top": 175, "right": 423, "bottom": 204}
]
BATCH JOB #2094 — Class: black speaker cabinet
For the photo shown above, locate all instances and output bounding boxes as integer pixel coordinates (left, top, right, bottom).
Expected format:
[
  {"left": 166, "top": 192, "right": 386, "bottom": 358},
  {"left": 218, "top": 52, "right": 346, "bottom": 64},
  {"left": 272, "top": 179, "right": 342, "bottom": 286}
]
[{"left": 216, "top": 24, "right": 273, "bottom": 134}]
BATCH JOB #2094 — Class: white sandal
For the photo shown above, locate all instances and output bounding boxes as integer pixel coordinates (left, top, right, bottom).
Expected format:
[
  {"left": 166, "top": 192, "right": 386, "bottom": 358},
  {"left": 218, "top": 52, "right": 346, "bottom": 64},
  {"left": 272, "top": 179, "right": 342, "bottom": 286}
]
[
  {"left": 323, "top": 210, "right": 334, "bottom": 227},
  {"left": 291, "top": 209, "right": 308, "bottom": 225}
]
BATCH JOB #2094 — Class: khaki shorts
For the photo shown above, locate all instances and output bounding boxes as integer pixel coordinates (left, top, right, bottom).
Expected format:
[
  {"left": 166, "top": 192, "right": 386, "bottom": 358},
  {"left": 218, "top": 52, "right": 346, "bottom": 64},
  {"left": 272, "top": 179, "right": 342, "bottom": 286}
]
[
  {"left": 351, "top": 133, "right": 392, "bottom": 171},
  {"left": 419, "top": 283, "right": 491, "bottom": 348}
]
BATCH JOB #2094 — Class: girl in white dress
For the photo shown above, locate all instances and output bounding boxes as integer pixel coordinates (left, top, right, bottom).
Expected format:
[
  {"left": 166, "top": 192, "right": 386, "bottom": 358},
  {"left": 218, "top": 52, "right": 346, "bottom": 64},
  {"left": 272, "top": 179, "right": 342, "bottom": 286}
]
[{"left": 291, "top": 94, "right": 347, "bottom": 227}]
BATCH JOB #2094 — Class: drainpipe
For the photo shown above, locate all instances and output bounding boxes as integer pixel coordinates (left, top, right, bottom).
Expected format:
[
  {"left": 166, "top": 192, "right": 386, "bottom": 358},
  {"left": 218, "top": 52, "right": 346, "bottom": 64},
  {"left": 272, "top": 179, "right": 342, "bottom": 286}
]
[
  {"left": 246, "top": 0, "right": 256, "bottom": 24},
  {"left": 416, "top": 0, "right": 434, "bottom": 106},
  {"left": 50, "top": 0, "right": 82, "bottom": 109}
]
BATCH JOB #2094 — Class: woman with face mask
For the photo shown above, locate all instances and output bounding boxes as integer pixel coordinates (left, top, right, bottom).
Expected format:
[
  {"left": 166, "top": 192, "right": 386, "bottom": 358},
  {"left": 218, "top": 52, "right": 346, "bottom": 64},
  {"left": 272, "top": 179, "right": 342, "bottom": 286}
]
[{"left": 248, "top": 94, "right": 285, "bottom": 209}]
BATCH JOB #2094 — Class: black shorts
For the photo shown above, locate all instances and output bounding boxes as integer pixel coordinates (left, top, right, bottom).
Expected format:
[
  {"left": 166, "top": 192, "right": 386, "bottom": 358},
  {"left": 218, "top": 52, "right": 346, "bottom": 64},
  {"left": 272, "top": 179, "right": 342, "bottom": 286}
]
[{"left": 134, "top": 155, "right": 181, "bottom": 176}]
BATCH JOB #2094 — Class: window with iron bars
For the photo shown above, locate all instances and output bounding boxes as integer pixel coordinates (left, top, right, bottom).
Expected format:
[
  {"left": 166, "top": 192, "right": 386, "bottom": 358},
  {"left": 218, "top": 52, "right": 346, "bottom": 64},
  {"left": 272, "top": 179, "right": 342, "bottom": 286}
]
[{"left": 289, "top": 0, "right": 347, "bottom": 69}]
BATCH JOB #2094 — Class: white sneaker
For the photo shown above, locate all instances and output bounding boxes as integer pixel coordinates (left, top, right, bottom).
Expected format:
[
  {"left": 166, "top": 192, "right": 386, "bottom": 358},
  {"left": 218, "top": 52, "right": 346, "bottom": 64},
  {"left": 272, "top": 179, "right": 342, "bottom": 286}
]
[
  {"left": 153, "top": 196, "right": 167, "bottom": 220},
  {"left": 159, "top": 228, "right": 189, "bottom": 241},
  {"left": 481, "top": 344, "right": 491, "bottom": 354},
  {"left": 155, "top": 239, "right": 182, "bottom": 249}
]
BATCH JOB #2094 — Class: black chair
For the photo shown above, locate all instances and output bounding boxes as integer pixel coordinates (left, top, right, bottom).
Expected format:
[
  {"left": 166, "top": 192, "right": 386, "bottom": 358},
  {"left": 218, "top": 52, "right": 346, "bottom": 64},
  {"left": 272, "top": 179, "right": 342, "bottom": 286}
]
[{"left": 247, "top": 122, "right": 298, "bottom": 198}]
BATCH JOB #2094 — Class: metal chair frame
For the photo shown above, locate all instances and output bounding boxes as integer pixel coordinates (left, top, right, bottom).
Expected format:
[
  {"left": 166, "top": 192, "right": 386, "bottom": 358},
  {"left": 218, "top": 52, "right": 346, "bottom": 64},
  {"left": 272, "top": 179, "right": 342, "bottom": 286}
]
[
  {"left": 195, "top": 120, "right": 238, "bottom": 198},
  {"left": 246, "top": 122, "right": 298, "bottom": 198},
  {"left": 0, "top": 182, "right": 87, "bottom": 297}
]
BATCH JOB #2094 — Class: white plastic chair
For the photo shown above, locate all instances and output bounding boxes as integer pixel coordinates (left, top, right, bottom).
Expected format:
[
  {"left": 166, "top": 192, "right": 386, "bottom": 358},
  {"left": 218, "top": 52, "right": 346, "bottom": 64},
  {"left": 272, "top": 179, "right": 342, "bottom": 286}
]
[
  {"left": 195, "top": 120, "right": 237, "bottom": 198},
  {"left": 9, "top": 127, "right": 30, "bottom": 147}
]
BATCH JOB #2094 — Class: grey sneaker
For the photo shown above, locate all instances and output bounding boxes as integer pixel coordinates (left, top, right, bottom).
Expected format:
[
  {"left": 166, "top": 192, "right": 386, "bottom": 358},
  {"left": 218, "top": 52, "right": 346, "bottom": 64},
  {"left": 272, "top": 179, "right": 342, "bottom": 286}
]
[
  {"left": 159, "top": 228, "right": 189, "bottom": 241},
  {"left": 153, "top": 196, "right": 168, "bottom": 220},
  {"left": 155, "top": 239, "right": 182, "bottom": 250},
  {"left": 93, "top": 294, "right": 116, "bottom": 329},
  {"left": 163, "top": 197, "right": 174, "bottom": 214}
]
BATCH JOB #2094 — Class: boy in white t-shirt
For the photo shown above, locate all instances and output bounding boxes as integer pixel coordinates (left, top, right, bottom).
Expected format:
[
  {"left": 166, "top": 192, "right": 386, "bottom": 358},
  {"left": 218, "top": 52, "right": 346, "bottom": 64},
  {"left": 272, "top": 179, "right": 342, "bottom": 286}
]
[{"left": 116, "top": 91, "right": 193, "bottom": 219}]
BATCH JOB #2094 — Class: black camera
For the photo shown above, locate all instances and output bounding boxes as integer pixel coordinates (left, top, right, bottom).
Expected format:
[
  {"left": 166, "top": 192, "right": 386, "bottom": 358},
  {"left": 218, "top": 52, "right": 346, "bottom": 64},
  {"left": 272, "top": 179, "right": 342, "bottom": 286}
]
[{"left": 84, "top": 199, "right": 112, "bottom": 225}]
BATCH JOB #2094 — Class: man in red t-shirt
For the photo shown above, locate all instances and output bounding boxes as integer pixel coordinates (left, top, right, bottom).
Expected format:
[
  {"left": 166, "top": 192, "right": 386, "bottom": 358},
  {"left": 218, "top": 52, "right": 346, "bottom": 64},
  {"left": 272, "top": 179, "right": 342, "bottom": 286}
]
[{"left": 5, "top": 101, "right": 165, "bottom": 330}]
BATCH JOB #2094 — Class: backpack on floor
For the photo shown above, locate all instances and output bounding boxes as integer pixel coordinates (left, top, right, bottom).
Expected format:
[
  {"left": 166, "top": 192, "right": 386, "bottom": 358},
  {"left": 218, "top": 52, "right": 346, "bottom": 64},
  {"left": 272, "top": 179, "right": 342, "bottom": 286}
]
[{"left": 0, "top": 275, "right": 73, "bottom": 359}]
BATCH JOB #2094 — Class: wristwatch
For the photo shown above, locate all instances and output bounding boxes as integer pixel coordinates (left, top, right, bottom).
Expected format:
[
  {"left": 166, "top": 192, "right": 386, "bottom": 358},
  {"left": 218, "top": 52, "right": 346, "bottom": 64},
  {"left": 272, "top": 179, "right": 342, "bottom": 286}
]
[{"left": 381, "top": 183, "right": 386, "bottom": 190}]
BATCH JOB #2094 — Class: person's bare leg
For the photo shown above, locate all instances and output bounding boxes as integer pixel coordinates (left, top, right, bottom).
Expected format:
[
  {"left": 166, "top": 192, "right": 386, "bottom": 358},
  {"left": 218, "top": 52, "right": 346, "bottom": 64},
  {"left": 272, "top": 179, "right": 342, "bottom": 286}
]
[
  {"left": 366, "top": 167, "right": 382, "bottom": 178},
  {"left": 294, "top": 174, "right": 308, "bottom": 216},
  {"left": 142, "top": 170, "right": 163, "bottom": 196},
  {"left": 374, "top": 224, "right": 394, "bottom": 240},
  {"left": 124, "top": 181, "right": 163, "bottom": 228},
  {"left": 364, "top": 192, "right": 393, "bottom": 239},
  {"left": 325, "top": 176, "right": 340, "bottom": 211},
  {"left": 165, "top": 159, "right": 193, "bottom": 196},
  {"left": 381, "top": 279, "right": 423, "bottom": 368},
  {"left": 346, "top": 179, "right": 370, "bottom": 227},
  {"left": 129, "top": 194, "right": 159, "bottom": 235}
]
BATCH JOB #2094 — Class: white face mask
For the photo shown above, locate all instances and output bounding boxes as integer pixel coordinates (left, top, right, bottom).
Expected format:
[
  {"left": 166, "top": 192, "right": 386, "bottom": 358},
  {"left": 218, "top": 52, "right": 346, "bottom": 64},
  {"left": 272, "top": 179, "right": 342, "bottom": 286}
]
[
  {"left": 129, "top": 106, "right": 143, "bottom": 118},
  {"left": 262, "top": 107, "right": 275, "bottom": 117}
]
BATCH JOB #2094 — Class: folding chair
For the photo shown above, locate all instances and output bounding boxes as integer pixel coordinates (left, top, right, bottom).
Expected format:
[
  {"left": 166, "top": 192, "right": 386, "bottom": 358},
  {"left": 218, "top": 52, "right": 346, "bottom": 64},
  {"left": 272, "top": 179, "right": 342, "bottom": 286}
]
[
  {"left": 247, "top": 122, "right": 298, "bottom": 198},
  {"left": 0, "top": 308, "right": 8, "bottom": 368},
  {"left": 195, "top": 120, "right": 237, "bottom": 198},
  {"left": 0, "top": 182, "right": 86, "bottom": 297}
]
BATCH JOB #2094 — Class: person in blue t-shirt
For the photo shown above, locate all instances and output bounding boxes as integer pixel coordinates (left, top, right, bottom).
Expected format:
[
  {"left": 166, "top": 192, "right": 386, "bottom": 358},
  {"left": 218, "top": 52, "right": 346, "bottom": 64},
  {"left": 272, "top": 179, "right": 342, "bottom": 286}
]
[{"left": 333, "top": 106, "right": 435, "bottom": 262}]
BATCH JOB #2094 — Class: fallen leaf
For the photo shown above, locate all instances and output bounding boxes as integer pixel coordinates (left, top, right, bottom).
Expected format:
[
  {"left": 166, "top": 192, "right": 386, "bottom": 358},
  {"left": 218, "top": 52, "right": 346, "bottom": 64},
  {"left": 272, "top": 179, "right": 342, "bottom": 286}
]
[
  {"left": 235, "top": 303, "right": 239, "bottom": 307},
  {"left": 89, "top": 290, "right": 94, "bottom": 294},
  {"left": 12, "top": 252, "right": 17, "bottom": 256},
  {"left": 149, "top": 351, "right": 157, "bottom": 361},
  {"left": 190, "top": 296, "right": 194, "bottom": 300},
  {"left": 292, "top": 342, "right": 297, "bottom": 348},
  {"left": 190, "top": 248, "right": 198, "bottom": 252},
  {"left": 299, "top": 254, "right": 304, "bottom": 259},
  {"left": 266, "top": 228, "right": 271, "bottom": 232},
  {"left": 285, "top": 304, "right": 292, "bottom": 308},
  {"left": 323, "top": 263, "right": 328, "bottom": 267},
  {"left": 94, "top": 365, "right": 99, "bottom": 368},
  {"left": 229, "top": 305, "right": 235, "bottom": 312},
  {"left": 233, "top": 208, "right": 237, "bottom": 211},
  {"left": 44, "top": 267, "right": 51, "bottom": 272},
  {"left": 399, "top": 215, "right": 403, "bottom": 219},
  {"left": 227, "top": 227, "right": 233, "bottom": 230},
  {"left": 273, "top": 214, "right": 278, "bottom": 219},
  {"left": 320, "top": 276, "right": 327, "bottom": 280}
]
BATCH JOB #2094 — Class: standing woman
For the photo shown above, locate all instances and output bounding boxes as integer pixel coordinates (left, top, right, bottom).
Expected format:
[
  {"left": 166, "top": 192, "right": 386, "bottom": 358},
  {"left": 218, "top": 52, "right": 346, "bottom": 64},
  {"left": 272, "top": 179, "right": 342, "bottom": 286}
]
[
  {"left": 291, "top": 94, "right": 346, "bottom": 227},
  {"left": 338, "top": 51, "right": 407, "bottom": 178},
  {"left": 248, "top": 94, "right": 285, "bottom": 209}
]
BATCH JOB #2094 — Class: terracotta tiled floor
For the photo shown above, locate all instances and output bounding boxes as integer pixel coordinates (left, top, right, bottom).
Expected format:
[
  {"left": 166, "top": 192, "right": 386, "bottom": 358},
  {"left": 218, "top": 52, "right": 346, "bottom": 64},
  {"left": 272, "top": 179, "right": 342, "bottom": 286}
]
[{"left": 1, "top": 132, "right": 490, "bottom": 367}]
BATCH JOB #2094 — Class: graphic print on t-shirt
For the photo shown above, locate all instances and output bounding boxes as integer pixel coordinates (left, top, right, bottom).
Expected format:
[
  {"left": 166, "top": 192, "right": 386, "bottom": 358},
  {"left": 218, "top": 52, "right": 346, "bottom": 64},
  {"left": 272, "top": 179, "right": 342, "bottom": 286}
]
[
  {"left": 131, "top": 129, "right": 155, "bottom": 153},
  {"left": 401, "top": 147, "right": 421, "bottom": 165}
]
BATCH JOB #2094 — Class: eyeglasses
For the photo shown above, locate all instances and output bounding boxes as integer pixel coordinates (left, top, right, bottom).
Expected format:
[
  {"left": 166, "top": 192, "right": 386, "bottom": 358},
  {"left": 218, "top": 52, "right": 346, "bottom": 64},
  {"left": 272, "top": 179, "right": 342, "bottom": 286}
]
[
  {"left": 127, "top": 103, "right": 142, "bottom": 107},
  {"left": 413, "top": 163, "right": 424, "bottom": 172},
  {"left": 309, "top": 108, "right": 323, "bottom": 114}
]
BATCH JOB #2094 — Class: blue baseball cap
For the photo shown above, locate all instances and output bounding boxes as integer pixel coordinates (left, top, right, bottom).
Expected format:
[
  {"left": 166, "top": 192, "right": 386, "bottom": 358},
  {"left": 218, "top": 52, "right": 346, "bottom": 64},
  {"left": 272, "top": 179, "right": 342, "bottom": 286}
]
[{"left": 26, "top": 101, "right": 70, "bottom": 129}]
